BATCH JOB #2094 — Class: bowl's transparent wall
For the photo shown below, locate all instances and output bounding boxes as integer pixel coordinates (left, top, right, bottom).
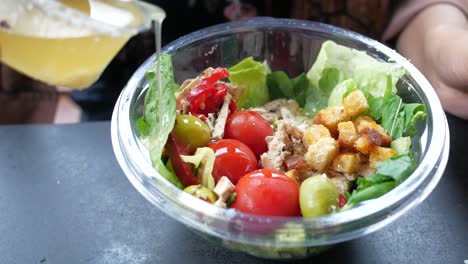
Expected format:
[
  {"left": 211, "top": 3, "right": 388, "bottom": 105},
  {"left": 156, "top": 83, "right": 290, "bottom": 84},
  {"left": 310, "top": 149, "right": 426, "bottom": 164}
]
[{"left": 115, "top": 20, "right": 447, "bottom": 260}]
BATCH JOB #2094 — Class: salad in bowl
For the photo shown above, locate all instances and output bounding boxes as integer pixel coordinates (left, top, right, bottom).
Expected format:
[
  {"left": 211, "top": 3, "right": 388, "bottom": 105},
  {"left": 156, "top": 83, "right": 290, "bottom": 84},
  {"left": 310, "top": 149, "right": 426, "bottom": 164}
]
[
  {"left": 138, "top": 40, "right": 426, "bottom": 217},
  {"left": 112, "top": 18, "right": 448, "bottom": 259}
]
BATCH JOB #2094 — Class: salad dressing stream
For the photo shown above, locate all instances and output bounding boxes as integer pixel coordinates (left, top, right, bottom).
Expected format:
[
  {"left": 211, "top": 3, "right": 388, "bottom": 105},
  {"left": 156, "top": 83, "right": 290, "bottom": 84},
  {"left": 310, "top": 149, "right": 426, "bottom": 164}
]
[{"left": 154, "top": 17, "right": 164, "bottom": 107}]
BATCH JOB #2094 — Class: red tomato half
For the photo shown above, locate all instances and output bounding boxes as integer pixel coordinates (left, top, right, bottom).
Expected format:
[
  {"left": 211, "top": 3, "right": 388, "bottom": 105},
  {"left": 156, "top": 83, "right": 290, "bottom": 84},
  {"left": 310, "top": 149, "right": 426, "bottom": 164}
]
[
  {"left": 209, "top": 139, "right": 258, "bottom": 184},
  {"left": 224, "top": 110, "right": 273, "bottom": 157},
  {"left": 231, "top": 169, "right": 301, "bottom": 217}
]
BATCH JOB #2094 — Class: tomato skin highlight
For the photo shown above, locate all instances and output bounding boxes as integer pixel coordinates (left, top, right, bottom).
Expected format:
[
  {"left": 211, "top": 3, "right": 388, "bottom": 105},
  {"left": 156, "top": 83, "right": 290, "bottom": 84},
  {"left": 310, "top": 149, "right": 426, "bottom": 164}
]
[
  {"left": 224, "top": 110, "right": 273, "bottom": 157},
  {"left": 209, "top": 139, "right": 258, "bottom": 184},
  {"left": 231, "top": 169, "right": 301, "bottom": 217}
]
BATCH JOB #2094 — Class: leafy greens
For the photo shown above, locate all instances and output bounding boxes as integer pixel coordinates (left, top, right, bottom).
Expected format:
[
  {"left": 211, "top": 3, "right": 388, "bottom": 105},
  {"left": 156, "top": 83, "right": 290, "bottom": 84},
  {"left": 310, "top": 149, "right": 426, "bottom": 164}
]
[
  {"left": 365, "top": 77, "right": 427, "bottom": 139},
  {"left": 138, "top": 54, "right": 182, "bottom": 188},
  {"left": 304, "top": 40, "right": 407, "bottom": 115},
  {"left": 228, "top": 57, "right": 270, "bottom": 109},
  {"left": 266, "top": 71, "right": 309, "bottom": 107},
  {"left": 343, "top": 153, "right": 416, "bottom": 210}
]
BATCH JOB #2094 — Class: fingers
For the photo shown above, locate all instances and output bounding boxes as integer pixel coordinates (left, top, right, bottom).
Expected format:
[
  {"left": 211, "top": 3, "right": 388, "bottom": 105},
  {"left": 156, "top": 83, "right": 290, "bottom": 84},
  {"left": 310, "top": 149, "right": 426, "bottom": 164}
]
[
  {"left": 435, "top": 80, "right": 468, "bottom": 120},
  {"left": 428, "top": 26, "right": 468, "bottom": 89},
  {"left": 396, "top": 3, "right": 468, "bottom": 119}
]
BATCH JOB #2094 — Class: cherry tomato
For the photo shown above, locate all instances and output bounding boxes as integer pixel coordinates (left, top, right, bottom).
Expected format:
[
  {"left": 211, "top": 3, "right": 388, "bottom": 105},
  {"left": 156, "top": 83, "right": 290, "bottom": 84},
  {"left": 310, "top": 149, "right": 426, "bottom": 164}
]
[
  {"left": 231, "top": 169, "right": 301, "bottom": 217},
  {"left": 209, "top": 139, "right": 258, "bottom": 184},
  {"left": 224, "top": 110, "right": 273, "bottom": 157}
]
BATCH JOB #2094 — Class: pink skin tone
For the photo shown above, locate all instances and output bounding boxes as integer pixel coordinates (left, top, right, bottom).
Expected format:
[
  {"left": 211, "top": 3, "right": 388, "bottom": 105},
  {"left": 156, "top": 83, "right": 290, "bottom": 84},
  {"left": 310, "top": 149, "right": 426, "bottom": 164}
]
[{"left": 397, "top": 4, "right": 468, "bottom": 119}]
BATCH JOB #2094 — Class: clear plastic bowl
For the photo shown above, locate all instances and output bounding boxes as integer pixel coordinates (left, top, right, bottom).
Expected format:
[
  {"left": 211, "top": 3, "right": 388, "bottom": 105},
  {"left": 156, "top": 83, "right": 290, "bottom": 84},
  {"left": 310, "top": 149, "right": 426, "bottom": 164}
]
[{"left": 111, "top": 18, "right": 449, "bottom": 259}]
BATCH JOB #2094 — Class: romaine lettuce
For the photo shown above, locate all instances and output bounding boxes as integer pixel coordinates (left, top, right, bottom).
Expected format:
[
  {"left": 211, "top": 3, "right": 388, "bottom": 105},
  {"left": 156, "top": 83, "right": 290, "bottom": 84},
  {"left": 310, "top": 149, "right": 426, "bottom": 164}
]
[
  {"left": 138, "top": 54, "right": 182, "bottom": 188},
  {"left": 307, "top": 40, "right": 407, "bottom": 96},
  {"left": 305, "top": 40, "right": 407, "bottom": 114},
  {"left": 327, "top": 78, "right": 357, "bottom": 106},
  {"left": 228, "top": 57, "right": 270, "bottom": 108},
  {"left": 266, "top": 71, "right": 309, "bottom": 107}
]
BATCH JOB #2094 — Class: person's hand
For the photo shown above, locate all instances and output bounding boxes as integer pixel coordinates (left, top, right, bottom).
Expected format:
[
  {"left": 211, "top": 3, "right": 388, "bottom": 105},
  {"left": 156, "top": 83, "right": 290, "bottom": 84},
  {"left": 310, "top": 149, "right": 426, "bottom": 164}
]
[{"left": 397, "top": 4, "right": 468, "bottom": 119}]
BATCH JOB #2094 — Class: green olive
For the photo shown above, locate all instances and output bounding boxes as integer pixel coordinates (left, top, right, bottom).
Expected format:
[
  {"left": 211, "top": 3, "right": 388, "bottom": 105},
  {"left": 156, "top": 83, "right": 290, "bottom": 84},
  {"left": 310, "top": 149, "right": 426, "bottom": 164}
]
[
  {"left": 299, "top": 174, "right": 339, "bottom": 217},
  {"left": 173, "top": 115, "right": 211, "bottom": 152},
  {"left": 184, "top": 185, "right": 217, "bottom": 203}
]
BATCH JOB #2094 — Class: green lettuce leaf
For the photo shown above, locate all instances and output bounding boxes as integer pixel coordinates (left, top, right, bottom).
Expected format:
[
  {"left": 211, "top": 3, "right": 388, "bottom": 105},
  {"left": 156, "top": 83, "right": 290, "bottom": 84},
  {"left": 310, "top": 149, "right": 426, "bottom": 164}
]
[
  {"left": 343, "top": 153, "right": 416, "bottom": 210},
  {"left": 366, "top": 81, "right": 426, "bottom": 139},
  {"left": 376, "top": 153, "right": 416, "bottom": 185},
  {"left": 266, "top": 71, "right": 309, "bottom": 107},
  {"left": 157, "top": 160, "right": 183, "bottom": 189},
  {"left": 138, "top": 54, "right": 181, "bottom": 187},
  {"left": 228, "top": 57, "right": 270, "bottom": 108},
  {"left": 307, "top": 40, "right": 407, "bottom": 98},
  {"left": 328, "top": 78, "right": 357, "bottom": 106},
  {"left": 345, "top": 181, "right": 395, "bottom": 209},
  {"left": 400, "top": 104, "right": 427, "bottom": 137},
  {"left": 304, "top": 67, "right": 345, "bottom": 114}
]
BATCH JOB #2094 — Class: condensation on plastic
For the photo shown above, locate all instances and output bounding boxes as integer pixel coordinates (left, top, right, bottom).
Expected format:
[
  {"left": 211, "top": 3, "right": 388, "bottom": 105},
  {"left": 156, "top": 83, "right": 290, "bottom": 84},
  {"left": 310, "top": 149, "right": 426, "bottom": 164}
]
[{"left": 111, "top": 18, "right": 449, "bottom": 259}]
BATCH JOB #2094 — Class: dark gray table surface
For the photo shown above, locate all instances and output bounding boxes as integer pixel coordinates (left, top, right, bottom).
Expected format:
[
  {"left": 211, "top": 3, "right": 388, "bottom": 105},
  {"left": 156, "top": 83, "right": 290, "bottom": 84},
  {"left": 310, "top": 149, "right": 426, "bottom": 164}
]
[{"left": 1, "top": 114, "right": 467, "bottom": 264}]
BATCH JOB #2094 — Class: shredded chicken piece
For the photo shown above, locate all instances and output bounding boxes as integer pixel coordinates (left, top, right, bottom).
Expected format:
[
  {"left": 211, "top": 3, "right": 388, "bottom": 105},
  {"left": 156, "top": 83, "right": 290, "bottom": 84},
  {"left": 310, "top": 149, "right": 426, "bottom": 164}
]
[
  {"left": 213, "top": 176, "right": 235, "bottom": 208},
  {"left": 260, "top": 120, "right": 306, "bottom": 171},
  {"left": 249, "top": 108, "right": 278, "bottom": 123},
  {"left": 226, "top": 83, "right": 242, "bottom": 101},
  {"left": 264, "top": 99, "right": 301, "bottom": 116},
  {"left": 263, "top": 99, "right": 291, "bottom": 112},
  {"left": 327, "top": 172, "right": 352, "bottom": 194},
  {"left": 205, "top": 113, "right": 216, "bottom": 131},
  {"left": 342, "top": 172, "right": 359, "bottom": 181},
  {"left": 212, "top": 93, "right": 232, "bottom": 140},
  {"left": 359, "top": 163, "right": 375, "bottom": 177},
  {"left": 176, "top": 67, "right": 215, "bottom": 114},
  {"left": 253, "top": 99, "right": 310, "bottom": 126},
  {"left": 280, "top": 107, "right": 296, "bottom": 121},
  {"left": 260, "top": 121, "right": 290, "bottom": 171}
]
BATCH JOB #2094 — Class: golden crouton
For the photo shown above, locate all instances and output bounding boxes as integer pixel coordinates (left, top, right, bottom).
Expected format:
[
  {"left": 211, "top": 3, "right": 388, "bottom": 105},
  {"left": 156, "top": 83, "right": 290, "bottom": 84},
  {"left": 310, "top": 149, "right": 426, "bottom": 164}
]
[
  {"left": 313, "top": 106, "right": 350, "bottom": 136},
  {"left": 337, "top": 121, "right": 358, "bottom": 151},
  {"left": 369, "top": 146, "right": 397, "bottom": 169},
  {"left": 285, "top": 169, "right": 301, "bottom": 183},
  {"left": 343, "top": 90, "right": 368, "bottom": 118},
  {"left": 354, "top": 116, "right": 384, "bottom": 134},
  {"left": 305, "top": 137, "right": 339, "bottom": 172},
  {"left": 354, "top": 116, "right": 374, "bottom": 132},
  {"left": 303, "top": 124, "right": 331, "bottom": 148},
  {"left": 361, "top": 127, "right": 392, "bottom": 147},
  {"left": 331, "top": 153, "right": 365, "bottom": 173},
  {"left": 354, "top": 117, "right": 392, "bottom": 146},
  {"left": 354, "top": 136, "right": 373, "bottom": 155}
]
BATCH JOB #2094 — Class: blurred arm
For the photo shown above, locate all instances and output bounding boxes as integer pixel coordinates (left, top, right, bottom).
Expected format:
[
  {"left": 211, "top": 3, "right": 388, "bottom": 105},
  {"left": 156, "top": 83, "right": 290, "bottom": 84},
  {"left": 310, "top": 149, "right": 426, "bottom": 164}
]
[
  {"left": 383, "top": 0, "right": 468, "bottom": 41},
  {"left": 384, "top": 1, "right": 468, "bottom": 119}
]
